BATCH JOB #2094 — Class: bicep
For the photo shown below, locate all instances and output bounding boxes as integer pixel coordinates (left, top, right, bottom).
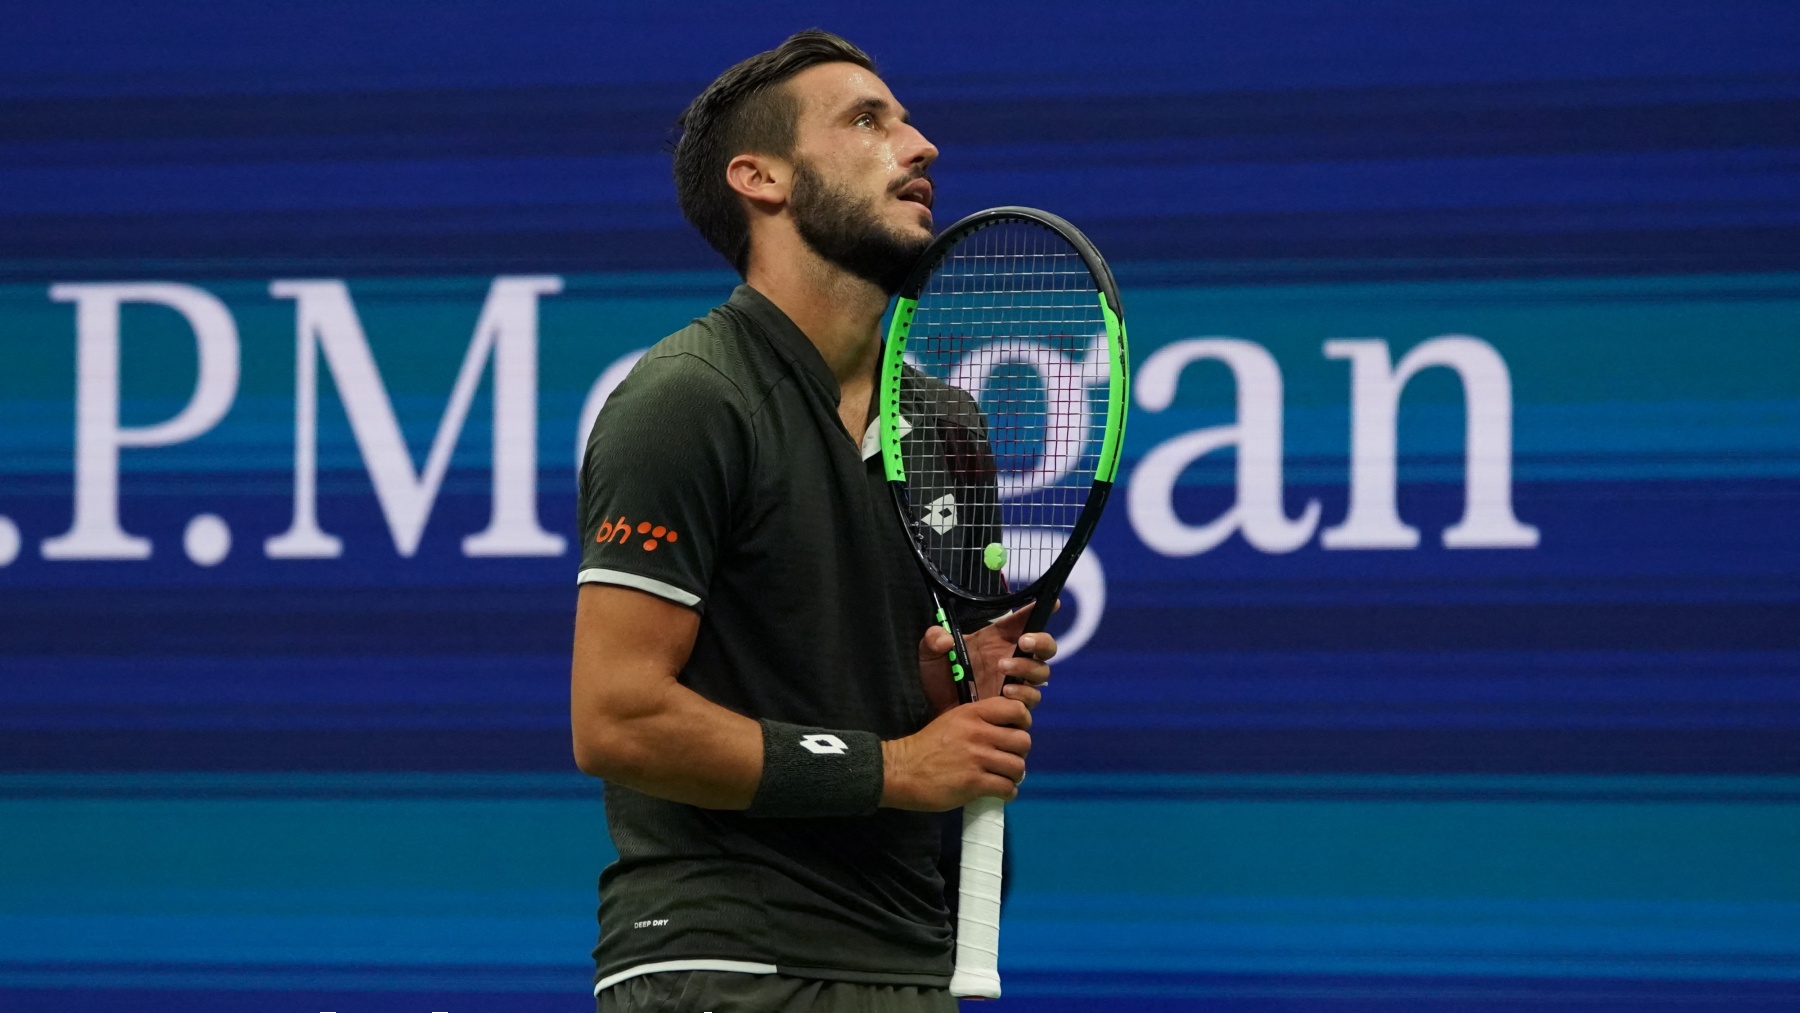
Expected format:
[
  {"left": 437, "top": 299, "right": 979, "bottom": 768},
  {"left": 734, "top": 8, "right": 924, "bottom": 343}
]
[
  {"left": 569, "top": 583, "right": 761, "bottom": 805},
  {"left": 571, "top": 583, "right": 701, "bottom": 723}
]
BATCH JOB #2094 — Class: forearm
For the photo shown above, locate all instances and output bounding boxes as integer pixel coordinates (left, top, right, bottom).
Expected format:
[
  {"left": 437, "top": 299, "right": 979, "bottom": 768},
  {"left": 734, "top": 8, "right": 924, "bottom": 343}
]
[
  {"left": 573, "top": 678, "right": 763, "bottom": 809},
  {"left": 570, "top": 583, "right": 762, "bottom": 809},
  {"left": 569, "top": 586, "right": 882, "bottom": 815}
]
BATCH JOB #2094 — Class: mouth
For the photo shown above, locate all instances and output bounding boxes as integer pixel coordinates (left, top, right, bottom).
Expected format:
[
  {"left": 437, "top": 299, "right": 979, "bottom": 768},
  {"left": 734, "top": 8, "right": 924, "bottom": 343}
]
[{"left": 895, "top": 176, "right": 934, "bottom": 211}]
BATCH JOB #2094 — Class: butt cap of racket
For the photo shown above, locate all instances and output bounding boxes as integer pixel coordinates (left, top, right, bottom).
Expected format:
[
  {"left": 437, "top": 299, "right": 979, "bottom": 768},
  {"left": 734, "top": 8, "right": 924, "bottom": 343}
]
[{"left": 949, "top": 967, "right": 1002, "bottom": 1000}]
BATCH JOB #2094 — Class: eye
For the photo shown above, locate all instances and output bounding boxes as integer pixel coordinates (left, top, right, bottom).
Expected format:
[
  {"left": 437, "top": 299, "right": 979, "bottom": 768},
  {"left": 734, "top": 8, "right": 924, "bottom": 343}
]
[{"left": 854, "top": 112, "right": 876, "bottom": 128}]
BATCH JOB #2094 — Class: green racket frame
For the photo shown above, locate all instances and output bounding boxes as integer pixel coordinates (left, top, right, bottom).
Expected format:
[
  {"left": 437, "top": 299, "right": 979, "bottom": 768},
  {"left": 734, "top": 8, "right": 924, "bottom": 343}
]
[
  {"left": 881, "top": 206, "right": 1129, "bottom": 682},
  {"left": 877, "top": 206, "right": 1129, "bottom": 999}
]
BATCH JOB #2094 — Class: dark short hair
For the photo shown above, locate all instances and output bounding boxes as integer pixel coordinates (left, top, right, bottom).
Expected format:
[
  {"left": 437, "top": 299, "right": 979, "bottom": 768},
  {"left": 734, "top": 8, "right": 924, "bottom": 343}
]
[{"left": 672, "top": 30, "right": 876, "bottom": 275}]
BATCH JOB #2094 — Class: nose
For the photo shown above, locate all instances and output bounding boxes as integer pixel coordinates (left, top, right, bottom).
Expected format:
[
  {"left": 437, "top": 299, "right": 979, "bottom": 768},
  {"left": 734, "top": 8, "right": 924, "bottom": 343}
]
[{"left": 898, "top": 121, "right": 938, "bottom": 172}]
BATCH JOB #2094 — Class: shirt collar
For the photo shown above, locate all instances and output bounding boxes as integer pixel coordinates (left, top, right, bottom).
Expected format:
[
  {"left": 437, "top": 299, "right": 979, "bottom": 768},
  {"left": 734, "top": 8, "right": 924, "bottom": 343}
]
[{"left": 726, "top": 284, "right": 840, "bottom": 404}]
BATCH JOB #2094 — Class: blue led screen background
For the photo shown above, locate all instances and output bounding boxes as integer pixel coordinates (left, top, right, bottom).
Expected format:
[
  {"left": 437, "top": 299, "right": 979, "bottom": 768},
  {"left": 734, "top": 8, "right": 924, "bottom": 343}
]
[{"left": 2, "top": 3, "right": 1799, "bottom": 1010}]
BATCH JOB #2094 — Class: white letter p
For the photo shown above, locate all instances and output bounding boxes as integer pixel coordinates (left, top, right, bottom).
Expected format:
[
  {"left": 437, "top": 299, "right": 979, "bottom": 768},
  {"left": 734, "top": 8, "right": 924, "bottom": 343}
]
[{"left": 41, "top": 283, "right": 240, "bottom": 560}]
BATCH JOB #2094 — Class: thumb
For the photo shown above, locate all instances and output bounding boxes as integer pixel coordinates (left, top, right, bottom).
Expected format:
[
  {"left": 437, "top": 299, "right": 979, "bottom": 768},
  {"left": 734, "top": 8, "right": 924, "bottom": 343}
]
[{"left": 918, "top": 624, "right": 953, "bottom": 660}]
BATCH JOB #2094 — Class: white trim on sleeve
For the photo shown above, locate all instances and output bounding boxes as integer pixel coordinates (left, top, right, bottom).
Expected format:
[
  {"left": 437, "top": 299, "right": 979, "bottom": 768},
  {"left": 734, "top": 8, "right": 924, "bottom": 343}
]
[
  {"left": 594, "top": 958, "right": 779, "bottom": 994},
  {"left": 576, "top": 568, "right": 702, "bottom": 607}
]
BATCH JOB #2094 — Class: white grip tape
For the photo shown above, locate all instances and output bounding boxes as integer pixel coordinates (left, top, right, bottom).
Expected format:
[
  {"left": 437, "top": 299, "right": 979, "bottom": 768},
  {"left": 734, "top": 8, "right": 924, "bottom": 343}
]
[{"left": 949, "top": 795, "right": 1006, "bottom": 998}]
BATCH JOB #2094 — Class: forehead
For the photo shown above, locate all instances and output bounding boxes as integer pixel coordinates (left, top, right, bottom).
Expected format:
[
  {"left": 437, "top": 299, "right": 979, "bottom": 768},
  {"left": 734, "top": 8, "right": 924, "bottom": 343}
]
[{"left": 784, "top": 61, "right": 899, "bottom": 121}]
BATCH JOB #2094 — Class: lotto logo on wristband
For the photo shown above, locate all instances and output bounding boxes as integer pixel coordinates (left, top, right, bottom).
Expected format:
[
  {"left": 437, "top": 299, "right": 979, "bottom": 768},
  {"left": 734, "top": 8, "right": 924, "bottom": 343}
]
[{"left": 799, "top": 734, "right": 848, "bottom": 755}]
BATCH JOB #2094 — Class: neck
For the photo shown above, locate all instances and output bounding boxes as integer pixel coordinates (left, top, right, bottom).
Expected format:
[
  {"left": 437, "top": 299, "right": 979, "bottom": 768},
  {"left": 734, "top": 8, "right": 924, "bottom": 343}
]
[{"left": 743, "top": 234, "right": 889, "bottom": 391}]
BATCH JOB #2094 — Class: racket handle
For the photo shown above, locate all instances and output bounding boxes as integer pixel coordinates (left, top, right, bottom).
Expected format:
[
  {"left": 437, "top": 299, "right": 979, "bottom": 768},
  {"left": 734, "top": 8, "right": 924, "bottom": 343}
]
[{"left": 950, "top": 794, "right": 1005, "bottom": 998}]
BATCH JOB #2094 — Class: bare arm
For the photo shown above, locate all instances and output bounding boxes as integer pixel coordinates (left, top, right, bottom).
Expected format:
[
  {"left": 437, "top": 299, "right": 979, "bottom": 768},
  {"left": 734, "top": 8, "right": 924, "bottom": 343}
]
[
  {"left": 570, "top": 583, "right": 762, "bottom": 808},
  {"left": 571, "top": 582, "right": 1034, "bottom": 812}
]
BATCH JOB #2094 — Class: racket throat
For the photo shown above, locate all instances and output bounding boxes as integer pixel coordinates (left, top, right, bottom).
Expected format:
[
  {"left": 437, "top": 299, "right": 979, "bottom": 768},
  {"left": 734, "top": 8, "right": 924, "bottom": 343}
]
[{"left": 930, "top": 589, "right": 980, "bottom": 705}]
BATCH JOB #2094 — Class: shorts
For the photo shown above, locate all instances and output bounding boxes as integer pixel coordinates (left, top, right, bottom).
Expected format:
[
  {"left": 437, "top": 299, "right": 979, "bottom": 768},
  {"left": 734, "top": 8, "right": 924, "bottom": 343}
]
[{"left": 597, "top": 970, "right": 959, "bottom": 1013}]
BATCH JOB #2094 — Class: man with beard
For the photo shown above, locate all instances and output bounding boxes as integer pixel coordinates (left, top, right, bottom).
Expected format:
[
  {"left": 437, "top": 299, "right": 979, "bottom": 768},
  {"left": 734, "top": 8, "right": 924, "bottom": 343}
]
[{"left": 569, "top": 30, "right": 1058, "bottom": 1013}]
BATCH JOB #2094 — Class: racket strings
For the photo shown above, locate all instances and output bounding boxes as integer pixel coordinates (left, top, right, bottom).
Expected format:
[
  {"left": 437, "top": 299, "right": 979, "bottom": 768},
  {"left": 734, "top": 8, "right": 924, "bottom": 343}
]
[{"left": 899, "top": 220, "right": 1107, "bottom": 597}]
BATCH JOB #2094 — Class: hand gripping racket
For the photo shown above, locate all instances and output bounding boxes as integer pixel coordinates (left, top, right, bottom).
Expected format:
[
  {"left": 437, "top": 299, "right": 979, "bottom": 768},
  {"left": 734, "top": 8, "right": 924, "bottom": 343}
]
[{"left": 878, "top": 207, "right": 1129, "bottom": 998}]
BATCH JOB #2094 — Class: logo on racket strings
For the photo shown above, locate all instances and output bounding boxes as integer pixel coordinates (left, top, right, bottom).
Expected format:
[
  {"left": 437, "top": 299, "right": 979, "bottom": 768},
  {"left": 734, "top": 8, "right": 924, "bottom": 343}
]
[
  {"left": 594, "top": 514, "right": 678, "bottom": 552},
  {"left": 923, "top": 493, "right": 958, "bottom": 535}
]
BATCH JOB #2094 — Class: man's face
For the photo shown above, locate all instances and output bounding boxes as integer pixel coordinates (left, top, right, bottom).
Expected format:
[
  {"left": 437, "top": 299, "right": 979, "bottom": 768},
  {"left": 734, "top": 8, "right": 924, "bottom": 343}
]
[{"left": 781, "top": 62, "right": 939, "bottom": 293}]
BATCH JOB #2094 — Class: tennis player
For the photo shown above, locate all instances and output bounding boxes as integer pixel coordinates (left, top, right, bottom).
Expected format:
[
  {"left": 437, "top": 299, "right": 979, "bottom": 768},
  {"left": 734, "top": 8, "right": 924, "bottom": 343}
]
[{"left": 571, "top": 29, "right": 1057, "bottom": 1013}]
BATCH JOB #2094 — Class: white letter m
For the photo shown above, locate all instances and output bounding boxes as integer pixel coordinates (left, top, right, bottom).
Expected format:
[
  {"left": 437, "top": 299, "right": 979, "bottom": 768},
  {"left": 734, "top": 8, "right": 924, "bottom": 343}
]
[{"left": 264, "top": 277, "right": 566, "bottom": 559}]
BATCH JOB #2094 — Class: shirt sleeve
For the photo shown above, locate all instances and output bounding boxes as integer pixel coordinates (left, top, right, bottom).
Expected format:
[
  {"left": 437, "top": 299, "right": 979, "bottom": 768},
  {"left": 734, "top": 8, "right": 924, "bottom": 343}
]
[{"left": 576, "top": 351, "right": 753, "bottom": 609}]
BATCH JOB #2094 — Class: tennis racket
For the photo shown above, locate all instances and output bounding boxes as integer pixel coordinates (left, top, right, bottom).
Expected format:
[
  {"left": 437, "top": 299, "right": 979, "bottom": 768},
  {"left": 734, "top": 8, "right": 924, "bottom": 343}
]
[{"left": 878, "top": 206, "right": 1129, "bottom": 999}]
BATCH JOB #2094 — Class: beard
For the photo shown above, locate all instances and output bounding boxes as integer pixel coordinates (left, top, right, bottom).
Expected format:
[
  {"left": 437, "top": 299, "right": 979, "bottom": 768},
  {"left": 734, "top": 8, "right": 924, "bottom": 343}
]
[{"left": 790, "top": 158, "right": 933, "bottom": 296}]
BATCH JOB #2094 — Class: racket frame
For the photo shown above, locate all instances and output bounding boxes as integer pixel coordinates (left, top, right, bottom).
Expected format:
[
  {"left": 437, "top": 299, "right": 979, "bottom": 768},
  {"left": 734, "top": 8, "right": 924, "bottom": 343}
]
[
  {"left": 876, "top": 206, "right": 1129, "bottom": 999},
  {"left": 880, "top": 206, "right": 1129, "bottom": 634}
]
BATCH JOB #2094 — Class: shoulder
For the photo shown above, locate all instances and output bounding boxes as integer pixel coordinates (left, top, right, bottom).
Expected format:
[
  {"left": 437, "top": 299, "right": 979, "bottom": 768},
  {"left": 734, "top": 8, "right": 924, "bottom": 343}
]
[
  {"left": 587, "top": 308, "right": 772, "bottom": 455},
  {"left": 623, "top": 304, "right": 786, "bottom": 417},
  {"left": 624, "top": 344, "right": 743, "bottom": 410}
]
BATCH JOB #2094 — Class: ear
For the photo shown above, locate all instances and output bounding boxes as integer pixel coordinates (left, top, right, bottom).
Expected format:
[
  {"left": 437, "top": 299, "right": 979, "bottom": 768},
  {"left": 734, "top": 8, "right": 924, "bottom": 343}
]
[{"left": 726, "top": 152, "right": 789, "bottom": 210}]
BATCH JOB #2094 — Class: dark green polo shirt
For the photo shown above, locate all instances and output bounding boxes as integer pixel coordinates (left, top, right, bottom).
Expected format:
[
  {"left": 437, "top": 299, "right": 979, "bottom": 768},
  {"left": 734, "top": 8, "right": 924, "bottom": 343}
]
[{"left": 576, "top": 284, "right": 951, "bottom": 990}]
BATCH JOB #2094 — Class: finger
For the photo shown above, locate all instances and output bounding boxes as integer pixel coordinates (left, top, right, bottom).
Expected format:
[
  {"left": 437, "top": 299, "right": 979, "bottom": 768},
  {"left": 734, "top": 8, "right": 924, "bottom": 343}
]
[
  {"left": 976, "top": 775, "right": 1020, "bottom": 803},
  {"left": 1002, "top": 657, "right": 1051, "bottom": 684},
  {"left": 1016, "top": 631, "right": 1058, "bottom": 662},
  {"left": 986, "top": 727, "right": 1032, "bottom": 758},
  {"left": 974, "top": 697, "right": 1032, "bottom": 730},
  {"left": 1001, "top": 682, "right": 1042, "bottom": 709},
  {"left": 983, "top": 749, "right": 1026, "bottom": 782},
  {"left": 917, "top": 624, "right": 953, "bottom": 659}
]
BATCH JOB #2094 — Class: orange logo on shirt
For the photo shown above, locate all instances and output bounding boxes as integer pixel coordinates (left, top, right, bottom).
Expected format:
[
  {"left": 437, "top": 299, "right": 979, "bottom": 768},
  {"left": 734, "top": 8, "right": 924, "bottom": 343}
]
[{"left": 595, "top": 514, "right": 679, "bottom": 551}]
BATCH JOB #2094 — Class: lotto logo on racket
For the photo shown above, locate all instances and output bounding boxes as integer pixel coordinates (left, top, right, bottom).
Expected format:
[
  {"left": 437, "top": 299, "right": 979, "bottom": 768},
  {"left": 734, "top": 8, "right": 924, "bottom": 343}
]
[{"left": 594, "top": 514, "right": 678, "bottom": 552}]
